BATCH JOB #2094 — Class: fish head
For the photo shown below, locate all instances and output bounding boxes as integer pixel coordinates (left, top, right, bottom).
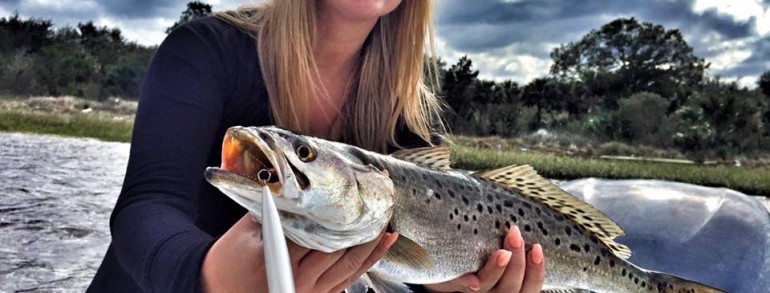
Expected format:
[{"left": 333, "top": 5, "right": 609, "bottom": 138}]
[{"left": 205, "top": 126, "right": 395, "bottom": 251}]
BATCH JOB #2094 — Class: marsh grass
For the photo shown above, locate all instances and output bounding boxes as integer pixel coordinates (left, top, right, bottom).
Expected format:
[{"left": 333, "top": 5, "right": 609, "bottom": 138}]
[
  {"left": 0, "top": 110, "right": 133, "bottom": 142},
  {"left": 451, "top": 145, "right": 770, "bottom": 196}
]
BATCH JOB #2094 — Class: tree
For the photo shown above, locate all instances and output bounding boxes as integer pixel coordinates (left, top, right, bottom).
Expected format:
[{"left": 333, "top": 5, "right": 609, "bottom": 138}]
[
  {"left": 166, "top": 1, "right": 213, "bottom": 33},
  {"left": 760, "top": 70, "right": 770, "bottom": 98},
  {"left": 550, "top": 18, "right": 709, "bottom": 108},
  {"left": 0, "top": 13, "right": 52, "bottom": 54}
]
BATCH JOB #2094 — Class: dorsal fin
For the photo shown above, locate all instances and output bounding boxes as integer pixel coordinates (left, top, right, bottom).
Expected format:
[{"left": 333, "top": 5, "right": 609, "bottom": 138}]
[
  {"left": 474, "top": 165, "right": 632, "bottom": 259},
  {"left": 390, "top": 147, "right": 451, "bottom": 171}
]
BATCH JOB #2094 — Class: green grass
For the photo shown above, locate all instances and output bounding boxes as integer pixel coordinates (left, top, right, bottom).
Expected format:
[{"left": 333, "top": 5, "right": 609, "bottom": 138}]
[
  {"left": 0, "top": 110, "right": 133, "bottom": 142},
  {"left": 2, "top": 108, "right": 768, "bottom": 196},
  {"left": 450, "top": 145, "right": 770, "bottom": 196}
]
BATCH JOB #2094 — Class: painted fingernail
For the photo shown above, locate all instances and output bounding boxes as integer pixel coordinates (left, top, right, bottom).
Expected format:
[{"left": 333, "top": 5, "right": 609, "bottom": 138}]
[
  {"left": 530, "top": 244, "right": 544, "bottom": 265},
  {"left": 384, "top": 232, "right": 398, "bottom": 249},
  {"left": 507, "top": 226, "right": 523, "bottom": 249},
  {"left": 496, "top": 250, "right": 512, "bottom": 267}
]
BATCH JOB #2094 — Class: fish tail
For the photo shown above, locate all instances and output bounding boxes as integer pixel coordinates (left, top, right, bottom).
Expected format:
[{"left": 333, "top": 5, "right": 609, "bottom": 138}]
[{"left": 648, "top": 270, "right": 726, "bottom": 293}]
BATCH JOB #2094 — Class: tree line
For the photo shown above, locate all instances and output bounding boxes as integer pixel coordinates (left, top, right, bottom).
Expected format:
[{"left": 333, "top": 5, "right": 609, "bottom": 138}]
[{"left": 2, "top": 5, "right": 770, "bottom": 158}]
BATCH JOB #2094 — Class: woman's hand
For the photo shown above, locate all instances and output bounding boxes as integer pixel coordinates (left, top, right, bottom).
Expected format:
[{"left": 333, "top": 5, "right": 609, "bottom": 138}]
[
  {"left": 201, "top": 213, "right": 398, "bottom": 293},
  {"left": 423, "top": 226, "right": 545, "bottom": 293}
]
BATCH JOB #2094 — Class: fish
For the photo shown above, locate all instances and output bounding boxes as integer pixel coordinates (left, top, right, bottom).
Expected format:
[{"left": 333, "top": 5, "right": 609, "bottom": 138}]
[{"left": 204, "top": 126, "right": 726, "bottom": 293}]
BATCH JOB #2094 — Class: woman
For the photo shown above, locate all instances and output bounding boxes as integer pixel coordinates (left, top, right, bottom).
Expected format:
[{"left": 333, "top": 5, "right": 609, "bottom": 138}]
[{"left": 88, "top": 0, "right": 545, "bottom": 292}]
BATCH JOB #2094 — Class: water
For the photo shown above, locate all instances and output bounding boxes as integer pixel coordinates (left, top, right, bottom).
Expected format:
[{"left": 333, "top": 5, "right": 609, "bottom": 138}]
[
  {"left": 0, "top": 133, "right": 129, "bottom": 292},
  {"left": 1, "top": 133, "right": 768, "bottom": 292}
]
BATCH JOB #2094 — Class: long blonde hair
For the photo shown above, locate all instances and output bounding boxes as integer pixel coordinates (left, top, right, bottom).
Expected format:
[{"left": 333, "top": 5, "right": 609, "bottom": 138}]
[{"left": 216, "top": 0, "right": 443, "bottom": 153}]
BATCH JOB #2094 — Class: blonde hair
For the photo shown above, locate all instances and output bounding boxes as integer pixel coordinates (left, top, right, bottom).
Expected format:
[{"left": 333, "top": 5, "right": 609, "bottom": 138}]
[{"left": 216, "top": 0, "right": 443, "bottom": 153}]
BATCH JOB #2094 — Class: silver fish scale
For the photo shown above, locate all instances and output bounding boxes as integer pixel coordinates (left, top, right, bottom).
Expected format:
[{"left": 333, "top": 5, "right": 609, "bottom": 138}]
[{"left": 369, "top": 157, "right": 658, "bottom": 292}]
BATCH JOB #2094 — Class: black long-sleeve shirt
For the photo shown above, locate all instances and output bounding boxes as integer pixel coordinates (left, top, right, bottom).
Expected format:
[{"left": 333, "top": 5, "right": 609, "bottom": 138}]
[{"left": 88, "top": 17, "right": 431, "bottom": 292}]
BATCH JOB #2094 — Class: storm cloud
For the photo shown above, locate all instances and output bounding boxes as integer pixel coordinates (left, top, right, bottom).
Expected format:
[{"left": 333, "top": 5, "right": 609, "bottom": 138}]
[{"left": 1, "top": 0, "right": 768, "bottom": 87}]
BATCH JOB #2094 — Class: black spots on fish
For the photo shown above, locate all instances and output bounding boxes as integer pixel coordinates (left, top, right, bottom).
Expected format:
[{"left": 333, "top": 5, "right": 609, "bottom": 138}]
[
  {"left": 583, "top": 244, "right": 591, "bottom": 253},
  {"left": 554, "top": 238, "right": 561, "bottom": 246},
  {"left": 634, "top": 277, "right": 639, "bottom": 285},
  {"left": 434, "top": 193, "right": 442, "bottom": 200},
  {"left": 535, "top": 207, "right": 542, "bottom": 216},
  {"left": 422, "top": 173, "right": 429, "bottom": 180},
  {"left": 569, "top": 244, "right": 581, "bottom": 253},
  {"left": 473, "top": 228, "right": 478, "bottom": 235},
  {"left": 412, "top": 188, "right": 417, "bottom": 195},
  {"left": 523, "top": 224, "right": 531, "bottom": 232},
  {"left": 454, "top": 208, "right": 459, "bottom": 215},
  {"left": 435, "top": 180, "right": 443, "bottom": 189},
  {"left": 522, "top": 202, "right": 531, "bottom": 209},
  {"left": 621, "top": 268, "right": 627, "bottom": 277},
  {"left": 457, "top": 223, "right": 462, "bottom": 230},
  {"left": 494, "top": 220, "right": 501, "bottom": 229},
  {"left": 582, "top": 267, "right": 588, "bottom": 272},
  {"left": 640, "top": 281, "right": 646, "bottom": 288},
  {"left": 447, "top": 189, "right": 455, "bottom": 198},
  {"left": 537, "top": 222, "right": 548, "bottom": 236},
  {"left": 564, "top": 226, "right": 572, "bottom": 236},
  {"left": 449, "top": 213, "right": 454, "bottom": 220},
  {"left": 594, "top": 256, "right": 601, "bottom": 266},
  {"left": 472, "top": 214, "right": 477, "bottom": 221},
  {"left": 461, "top": 196, "right": 469, "bottom": 206},
  {"left": 503, "top": 200, "right": 513, "bottom": 208},
  {"left": 464, "top": 214, "right": 469, "bottom": 222},
  {"left": 476, "top": 203, "right": 483, "bottom": 213},
  {"left": 487, "top": 205, "right": 494, "bottom": 214},
  {"left": 609, "top": 259, "right": 615, "bottom": 268},
  {"left": 518, "top": 208, "right": 525, "bottom": 217},
  {"left": 509, "top": 214, "right": 517, "bottom": 223},
  {"left": 495, "top": 204, "right": 502, "bottom": 213},
  {"left": 486, "top": 194, "right": 493, "bottom": 202},
  {"left": 554, "top": 214, "right": 565, "bottom": 221},
  {"left": 582, "top": 215, "right": 593, "bottom": 221},
  {"left": 505, "top": 221, "right": 511, "bottom": 229}
]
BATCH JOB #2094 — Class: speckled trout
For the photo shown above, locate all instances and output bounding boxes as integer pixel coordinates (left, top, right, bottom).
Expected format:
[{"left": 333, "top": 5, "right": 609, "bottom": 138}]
[{"left": 204, "top": 126, "right": 725, "bottom": 293}]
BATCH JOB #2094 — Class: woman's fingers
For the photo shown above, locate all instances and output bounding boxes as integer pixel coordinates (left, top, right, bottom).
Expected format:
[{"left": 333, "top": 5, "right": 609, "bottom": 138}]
[
  {"left": 490, "top": 226, "right": 527, "bottom": 292},
  {"left": 519, "top": 244, "right": 546, "bottom": 293},
  {"left": 328, "top": 232, "right": 399, "bottom": 293},
  {"left": 475, "top": 249, "right": 511, "bottom": 292}
]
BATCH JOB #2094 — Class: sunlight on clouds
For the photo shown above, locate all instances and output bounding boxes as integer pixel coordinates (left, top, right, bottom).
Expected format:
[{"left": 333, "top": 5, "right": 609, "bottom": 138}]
[
  {"left": 94, "top": 17, "right": 174, "bottom": 46},
  {"left": 694, "top": 0, "right": 769, "bottom": 36}
]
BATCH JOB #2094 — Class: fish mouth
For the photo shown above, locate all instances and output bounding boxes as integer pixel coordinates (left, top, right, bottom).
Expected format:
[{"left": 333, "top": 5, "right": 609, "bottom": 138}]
[{"left": 205, "top": 126, "right": 300, "bottom": 198}]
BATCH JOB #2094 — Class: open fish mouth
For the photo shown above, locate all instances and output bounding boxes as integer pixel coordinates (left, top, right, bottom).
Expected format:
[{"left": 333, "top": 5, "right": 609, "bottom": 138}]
[{"left": 205, "top": 126, "right": 304, "bottom": 199}]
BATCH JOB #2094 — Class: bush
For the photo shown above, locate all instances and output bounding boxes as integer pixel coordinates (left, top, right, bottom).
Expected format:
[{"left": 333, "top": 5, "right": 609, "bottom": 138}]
[{"left": 617, "top": 92, "right": 671, "bottom": 145}]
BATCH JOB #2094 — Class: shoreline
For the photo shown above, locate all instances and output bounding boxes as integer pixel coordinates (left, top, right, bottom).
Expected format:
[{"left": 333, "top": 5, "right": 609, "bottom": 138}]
[{"left": 2, "top": 97, "right": 768, "bottom": 196}]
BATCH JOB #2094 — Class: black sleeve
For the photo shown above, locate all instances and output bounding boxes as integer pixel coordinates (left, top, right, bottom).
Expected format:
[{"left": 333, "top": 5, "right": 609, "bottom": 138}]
[{"left": 108, "top": 19, "right": 233, "bottom": 292}]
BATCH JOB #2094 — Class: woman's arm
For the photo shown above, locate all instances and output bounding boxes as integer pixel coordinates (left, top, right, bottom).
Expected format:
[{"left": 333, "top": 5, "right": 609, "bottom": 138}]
[{"left": 109, "top": 19, "right": 232, "bottom": 292}]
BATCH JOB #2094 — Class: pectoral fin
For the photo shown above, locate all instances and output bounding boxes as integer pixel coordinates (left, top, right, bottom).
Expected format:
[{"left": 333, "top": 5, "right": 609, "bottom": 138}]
[
  {"left": 368, "top": 272, "right": 413, "bottom": 293},
  {"left": 382, "top": 234, "right": 435, "bottom": 270}
]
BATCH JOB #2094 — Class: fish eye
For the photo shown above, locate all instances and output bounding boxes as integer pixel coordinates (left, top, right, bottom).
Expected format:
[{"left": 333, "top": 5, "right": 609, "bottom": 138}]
[{"left": 295, "top": 144, "right": 316, "bottom": 162}]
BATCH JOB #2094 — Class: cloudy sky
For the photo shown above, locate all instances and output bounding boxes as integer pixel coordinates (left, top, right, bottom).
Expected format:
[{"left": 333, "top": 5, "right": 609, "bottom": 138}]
[{"left": 1, "top": 0, "right": 768, "bottom": 88}]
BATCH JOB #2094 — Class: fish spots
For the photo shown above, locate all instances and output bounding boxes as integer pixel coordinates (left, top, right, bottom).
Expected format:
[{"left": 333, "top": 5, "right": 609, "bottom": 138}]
[
  {"left": 461, "top": 196, "right": 469, "bottom": 206},
  {"left": 457, "top": 223, "right": 462, "bottom": 230},
  {"left": 449, "top": 213, "right": 454, "bottom": 220},
  {"left": 476, "top": 203, "right": 483, "bottom": 213},
  {"left": 487, "top": 206, "right": 494, "bottom": 214},
  {"left": 621, "top": 268, "right": 627, "bottom": 276},
  {"left": 434, "top": 192, "right": 442, "bottom": 200},
  {"left": 570, "top": 244, "right": 581, "bottom": 253},
  {"left": 486, "top": 194, "right": 493, "bottom": 202},
  {"left": 464, "top": 214, "right": 469, "bottom": 222},
  {"left": 583, "top": 244, "right": 591, "bottom": 253},
  {"left": 472, "top": 215, "right": 477, "bottom": 221},
  {"left": 524, "top": 224, "right": 531, "bottom": 232},
  {"left": 495, "top": 220, "right": 501, "bottom": 229},
  {"left": 495, "top": 204, "right": 502, "bottom": 213},
  {"left": 447, "top": 189, "right": 455, "bottom": 198},
  {"left": 537, "top": 222, "right": 548, "bottom": 235},
  {"left": 609, "top": 259, "right": 615, "bottom": 268},
  {"left": 505, "top": 221, "right": 511, "bottom": 229},
  {"left": 454, "top": 208, "right": 459, "bottom": 215},
  {"left": 473, "top": 228, "right": 478, "bottom": 235},
  {"left": 594, "top": 256, "right": 601, "bottom": 266},
  {"left": 554, "top": 238, "right": 561, "bottom": 246},
  {"left": 523, "top": 202, "right": 531, "bottom": 209},
  {"left": 503, "top": 200, "right": 513, "bottom": 208},
  {"left": 564, "top": 226, "right": 572, "bottom": 236},
  {"left": 582, "top": 267, "right": 588, "bottom": 272},
  {"left": 510, "top": 214, "right": 517, "bottom": 223},
  {"left": 518, "top": 208, "right": 525, "bottom": 217}
]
